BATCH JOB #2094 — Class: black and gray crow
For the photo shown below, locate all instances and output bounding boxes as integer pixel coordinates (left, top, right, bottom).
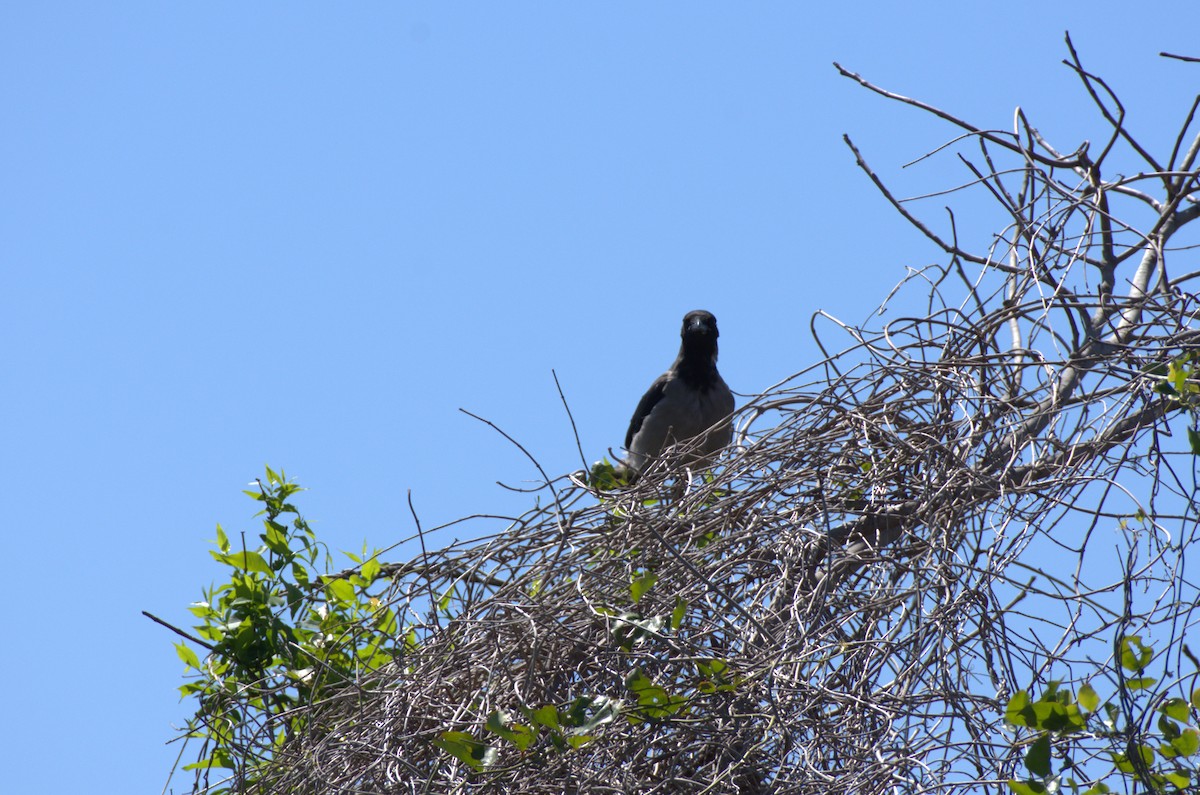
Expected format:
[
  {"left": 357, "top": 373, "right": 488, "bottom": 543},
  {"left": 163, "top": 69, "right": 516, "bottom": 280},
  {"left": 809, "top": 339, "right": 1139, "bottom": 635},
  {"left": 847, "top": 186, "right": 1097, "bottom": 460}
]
[{"left": 620, "top": 310, "right": 735, "bottom": 480}]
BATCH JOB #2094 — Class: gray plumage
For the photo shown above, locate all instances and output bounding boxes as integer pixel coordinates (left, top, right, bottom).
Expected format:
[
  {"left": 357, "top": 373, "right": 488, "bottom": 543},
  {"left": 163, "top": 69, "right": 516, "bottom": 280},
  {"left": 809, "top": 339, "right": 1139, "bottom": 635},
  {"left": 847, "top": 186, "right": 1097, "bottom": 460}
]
[{"left": 621, "top": 310, "right": 735, "bottom": 478}]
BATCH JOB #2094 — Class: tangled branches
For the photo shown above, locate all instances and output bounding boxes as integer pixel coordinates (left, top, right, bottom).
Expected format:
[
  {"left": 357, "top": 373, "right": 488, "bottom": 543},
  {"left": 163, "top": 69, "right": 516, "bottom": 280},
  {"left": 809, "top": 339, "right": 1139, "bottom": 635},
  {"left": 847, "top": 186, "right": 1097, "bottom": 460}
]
[{"left": 175, "top": 39, "right": 1200, "bottom": 794}]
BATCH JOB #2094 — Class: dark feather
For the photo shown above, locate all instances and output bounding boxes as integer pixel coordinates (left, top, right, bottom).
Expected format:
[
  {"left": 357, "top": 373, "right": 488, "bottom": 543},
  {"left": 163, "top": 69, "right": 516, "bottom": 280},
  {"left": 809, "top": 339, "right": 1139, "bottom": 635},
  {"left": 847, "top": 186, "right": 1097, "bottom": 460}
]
[{"left": 625, "top": 375, "right": 669, "bottom": 450}]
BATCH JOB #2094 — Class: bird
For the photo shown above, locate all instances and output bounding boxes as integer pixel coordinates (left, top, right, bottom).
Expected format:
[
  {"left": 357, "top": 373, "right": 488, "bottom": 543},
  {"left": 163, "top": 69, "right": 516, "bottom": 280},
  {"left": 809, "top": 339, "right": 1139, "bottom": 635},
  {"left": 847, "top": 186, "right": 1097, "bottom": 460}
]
[{"left": 619, "top": 309, "right": 735, "bottom": 480}]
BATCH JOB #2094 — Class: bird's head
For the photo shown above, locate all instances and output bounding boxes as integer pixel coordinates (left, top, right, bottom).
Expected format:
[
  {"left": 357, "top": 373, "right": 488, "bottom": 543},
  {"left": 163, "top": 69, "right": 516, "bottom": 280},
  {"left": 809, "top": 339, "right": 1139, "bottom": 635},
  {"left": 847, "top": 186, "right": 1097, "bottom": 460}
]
[
  {"left": 681, "top": 309, "right": 719, "bottom": 340},
  {"left": 679, "top": 310, "right": 720, "bottom": 364}
]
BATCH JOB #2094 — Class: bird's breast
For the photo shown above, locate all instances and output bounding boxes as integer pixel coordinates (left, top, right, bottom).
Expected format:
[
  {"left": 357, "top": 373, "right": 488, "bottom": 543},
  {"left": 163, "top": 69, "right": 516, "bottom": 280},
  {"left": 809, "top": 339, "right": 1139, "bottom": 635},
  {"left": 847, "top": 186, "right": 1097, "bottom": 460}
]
[{"left": 631, "top": 376, "right": 734, "bottom": 458}]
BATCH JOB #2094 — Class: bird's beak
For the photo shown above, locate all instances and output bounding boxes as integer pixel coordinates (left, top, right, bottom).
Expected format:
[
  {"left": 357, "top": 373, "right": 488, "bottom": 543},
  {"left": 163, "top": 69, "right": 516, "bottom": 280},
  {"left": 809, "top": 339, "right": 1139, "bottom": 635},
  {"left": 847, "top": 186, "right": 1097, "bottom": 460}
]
[{"left": 687, "top": 317, "right": 708, "bottom": 334}]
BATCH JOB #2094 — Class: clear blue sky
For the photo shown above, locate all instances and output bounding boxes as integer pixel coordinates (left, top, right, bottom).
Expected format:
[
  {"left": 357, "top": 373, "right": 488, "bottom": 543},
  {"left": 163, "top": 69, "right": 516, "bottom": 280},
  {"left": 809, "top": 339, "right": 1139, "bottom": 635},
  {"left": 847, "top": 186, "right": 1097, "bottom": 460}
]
[{"left": 1, "top": 3, "right": 1196, "bottom": 791}]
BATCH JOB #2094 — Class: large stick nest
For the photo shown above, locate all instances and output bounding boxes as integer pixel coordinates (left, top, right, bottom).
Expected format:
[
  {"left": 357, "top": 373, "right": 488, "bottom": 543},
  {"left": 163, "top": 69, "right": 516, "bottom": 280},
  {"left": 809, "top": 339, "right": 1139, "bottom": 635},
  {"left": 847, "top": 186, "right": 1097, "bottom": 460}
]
[{"left": 197, "top": 39, "right": 1200, "bottom": 794}]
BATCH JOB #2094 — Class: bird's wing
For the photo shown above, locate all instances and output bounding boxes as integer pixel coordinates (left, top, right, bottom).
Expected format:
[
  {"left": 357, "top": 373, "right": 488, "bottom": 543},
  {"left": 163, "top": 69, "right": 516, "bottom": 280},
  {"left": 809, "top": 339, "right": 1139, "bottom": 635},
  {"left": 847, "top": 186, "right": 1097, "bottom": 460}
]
[{"left": 625, "top": 372, "right": 671, "bottom": 450}]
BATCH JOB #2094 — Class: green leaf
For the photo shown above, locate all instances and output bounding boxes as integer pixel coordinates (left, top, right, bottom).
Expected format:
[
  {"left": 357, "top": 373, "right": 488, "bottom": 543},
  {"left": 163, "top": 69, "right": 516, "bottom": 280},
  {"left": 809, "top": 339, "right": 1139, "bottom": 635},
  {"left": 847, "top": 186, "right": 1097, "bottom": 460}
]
[
  {"left": 1185, "top": 427, "right": 1199, "bottom": 453},
  {"left": 1163, "top": 771, "right": 1191, "bottom": 789},
  {"left": 1025, "top": 734, "right": 1052, "bottom": 777},
  {"left": 1036, "top": 680, "right": 1062, "bottom": 702},
  {"left": 486, "top": 710, "right": 537, "bottom": 751},
  {"left": 485, "top": 709, "right": 511, "bottom": 733},
  {"left": 1158, "top": 713, "right": 1182, "bottom": 741},
  {"left": 671, "top": 597, "right": 687, "bottom": 631},
  {"left": 574, "top": 696, "right": 620, "bottom": 734},
  {"left": 1168, "top": 360, "right": 1186, "bottom": 392},
  {"left": 437, "top": 585, "right": 455, "bottom": 614},
  {"left": 1006, "top": 691, "right": 1034, "bottom": 727},
  {"left": 1059, "top": 703, "right": 1087, "bottom": 732},
  {"left": 524, "top": 704, "right": 561, "bottom": 731},
  {"left": 1030, "top": 700, "right": 1073, "bottom": 731},
  {"left": 1113, "top": 744, "right": 1155, "bottom": 773},
  {"left": 1119, "top": 635, "right": 1153, "bottom": 672},
  {"left": 625, "top": 669, "right": 686, "bottom": 719},
  {"left": 183, "top": 747, "right": 234, "bottom": 771},
  {"left": 178, "top": 681, "right": 206, "bottom": 698},
  {"left": 590, "top": 459, "right": 628, "bottom": 490},
  {"left": 188, "top": 600, "right": 213, "bottom": 618},
  {"left": 630, "top": 571, "right": 657, "bottom": 603},
  {"left": 220, "top": 550, "right": 273, "bottom": 575},
  {"left": 1172, "top": 727, "right": 1200, "bottom": 757},
  {"left": 324, "top": 577, "right": 356, "bottom": 605},
  {"left": 361, "top": 556, "right": 381, "bottom": 583},
  {"left": 215, "top": 524, "right": 230, "bottom": 554},
  {"left": 1008, "top": 780, "right": 1048, "bottom": 795},
  {"left": 1125, "top": 676, "right": 1157, "bottom": 691},
  {"left": 625, "top": 668, "right": 653, "bottom": 693},
  {"left": 696, "top": 658, "right": 739, "bottom": 693},
  {"left": 434, "top": 731, "right": 496, "bottom": 771},
  {"left": 1192, "top": 687, "right": 1200, "bottom": 710},
  {"left": 262, "top": 520, "right": 290, "bottom": 556},
  {"left": 1161, "top": 697, "right": 1190, "bottom": 722},
  {"left": 374, "top": 606, "right": 398, "bottom": 635},
  {"left": 175, "top": 642, "right": 202, "bottom": 669},
  {"left": 1077, "top": 683, "right": 1100, "bottom": 713}
]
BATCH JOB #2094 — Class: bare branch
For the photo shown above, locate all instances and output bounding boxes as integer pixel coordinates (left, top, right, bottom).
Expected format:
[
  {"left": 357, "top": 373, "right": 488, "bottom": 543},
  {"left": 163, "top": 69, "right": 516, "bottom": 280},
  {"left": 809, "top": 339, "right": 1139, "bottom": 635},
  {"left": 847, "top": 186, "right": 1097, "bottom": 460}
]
[
  {"left": 843, "top": 134, "right": 991, "bottom": 267},
  {"left": 1064, "top": 32, "right": 1164, "bottom": 175},
  {"left": 834, "top": 62, "right": 1086, "bottom": 168},
  {"left": 143, "top": 610, "right": 216, "bottom": 652}
]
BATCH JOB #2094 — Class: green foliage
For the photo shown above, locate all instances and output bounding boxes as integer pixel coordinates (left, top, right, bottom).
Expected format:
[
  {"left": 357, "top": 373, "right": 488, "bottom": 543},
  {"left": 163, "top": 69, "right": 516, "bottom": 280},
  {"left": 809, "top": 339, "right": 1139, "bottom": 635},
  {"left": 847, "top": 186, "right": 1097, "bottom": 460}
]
[
  {"left": 1151, "top": 352, "right": 1200, "bottom": 453},
  {"left": 167, "top": 468, "right": 751, "bottom": 788},
  {"left": 434, "top": 730, "right": 499, "bottom": 771},
  {"left": 630, "top": 569, "right": 658, "bottom": 603},
  {"left": 1153, "top": 354, "right": 1200, "bottom": 407},
  {"left": 434, "top": 696, "right": 624, "bottom": 773},
  {"left": 175, "top": 467, "right": 401, "bottom": 791},
  {"left": 1006, "top": 636, "right": 1200, "bottom": 795},
  {"left": 588, "top": 459, "right": 630, "bottom": 490}
]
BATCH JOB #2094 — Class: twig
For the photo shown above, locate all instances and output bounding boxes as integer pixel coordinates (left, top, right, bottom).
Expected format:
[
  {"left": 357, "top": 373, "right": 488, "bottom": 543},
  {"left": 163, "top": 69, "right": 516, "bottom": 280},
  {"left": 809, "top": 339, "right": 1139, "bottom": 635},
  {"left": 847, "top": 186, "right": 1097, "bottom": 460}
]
[
  {"left": 552, "top": 368, "right": 589, "bottom": 473},
  {"left": 408, "top": 490, "right": 441, "bottom": 629},
  {"left": 142, "top": 610, "right": 216, "bottom": 651},
  {"left": 1160, "top": 51, "right": 1200, "bottom": 64},
  {"left": 843, "top": 134, "right": 990, "bottom": 266},
  {"left": 459, "top": 407, "right": 565, "bottom": 525}
]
